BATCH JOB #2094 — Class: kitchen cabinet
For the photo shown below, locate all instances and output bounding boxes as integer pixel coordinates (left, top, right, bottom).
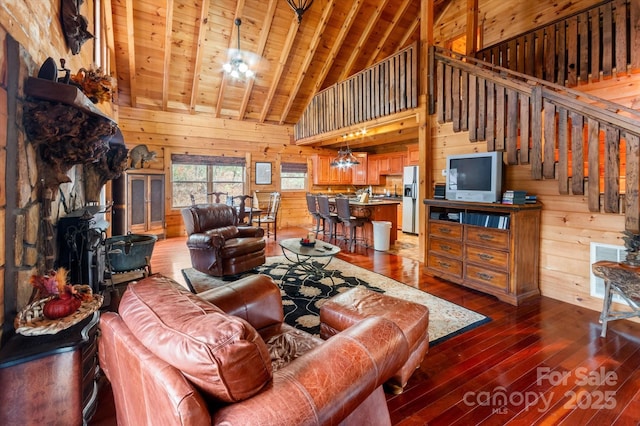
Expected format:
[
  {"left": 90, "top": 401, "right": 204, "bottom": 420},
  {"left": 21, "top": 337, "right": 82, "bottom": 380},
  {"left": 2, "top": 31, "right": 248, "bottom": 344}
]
[
  {"left": 424, "top": 199, "right": 541, "bottom": 306},
  {"left": 312, "top": 154, "right": 355, "bottom": 185},
  {"left": 386, "top": 153, "right": 406, "bottom": 174},
  {"left": 351, "top": 153, "right": 368, "bottom": 185},
  {"left": 369, "top": 152, "right": 405, "bottom": 177},
  {"left": 367, "top": 155, "right": 382, "bottom": 185},
  {"left": 113, "top": 170, "right": 165, "bottom": 238},
  {"left": 407, "top": 144, "right": 419, "bottom": 165}
]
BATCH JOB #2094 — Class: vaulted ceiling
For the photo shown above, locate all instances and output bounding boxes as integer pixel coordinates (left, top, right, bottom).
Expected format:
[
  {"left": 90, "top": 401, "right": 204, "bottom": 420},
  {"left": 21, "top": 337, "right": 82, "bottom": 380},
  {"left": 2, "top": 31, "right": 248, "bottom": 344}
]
[{"left": 110, "top": 0, "right": 450, "bottom": 135}]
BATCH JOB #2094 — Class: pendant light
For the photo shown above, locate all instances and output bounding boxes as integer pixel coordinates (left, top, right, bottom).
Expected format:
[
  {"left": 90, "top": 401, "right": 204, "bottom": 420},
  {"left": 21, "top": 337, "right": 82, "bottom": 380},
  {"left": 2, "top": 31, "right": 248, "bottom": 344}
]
[
  {"left": 286, "top": 0, "right": 314, "bottom": 24},
  {"left": 223, "top": 19, "right": 254, "bottom": 79}
]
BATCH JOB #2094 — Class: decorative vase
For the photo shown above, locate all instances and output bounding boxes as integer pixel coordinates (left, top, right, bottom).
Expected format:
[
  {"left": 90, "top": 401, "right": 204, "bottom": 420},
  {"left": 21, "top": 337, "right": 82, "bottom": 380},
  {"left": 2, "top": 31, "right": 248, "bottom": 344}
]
[{"left": 43, "top": 294, "right": 82, "bottom": 319}]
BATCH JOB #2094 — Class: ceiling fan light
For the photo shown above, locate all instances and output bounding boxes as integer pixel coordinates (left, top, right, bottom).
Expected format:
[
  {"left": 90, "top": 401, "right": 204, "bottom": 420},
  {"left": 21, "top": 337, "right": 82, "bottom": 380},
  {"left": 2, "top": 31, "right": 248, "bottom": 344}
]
[{"left": 224, "top": 18, "right": 255, "bottom": 80}]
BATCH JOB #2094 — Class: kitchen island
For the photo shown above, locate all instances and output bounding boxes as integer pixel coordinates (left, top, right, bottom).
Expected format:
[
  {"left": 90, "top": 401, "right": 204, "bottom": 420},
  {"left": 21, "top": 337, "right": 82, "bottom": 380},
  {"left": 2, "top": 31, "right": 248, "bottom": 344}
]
[{"left": 328, "top": 198, "right": 401, "bottom": 245}]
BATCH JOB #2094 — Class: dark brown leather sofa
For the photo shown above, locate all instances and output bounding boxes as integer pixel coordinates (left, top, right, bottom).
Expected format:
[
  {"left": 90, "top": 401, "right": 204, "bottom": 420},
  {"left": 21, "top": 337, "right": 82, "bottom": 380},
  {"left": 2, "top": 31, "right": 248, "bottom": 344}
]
[
  {"left": 99, "top": 274, "right": 410, "bottom": 425},
  {"left": 181, "top": 203, "right": 266, "bottom": 277}
]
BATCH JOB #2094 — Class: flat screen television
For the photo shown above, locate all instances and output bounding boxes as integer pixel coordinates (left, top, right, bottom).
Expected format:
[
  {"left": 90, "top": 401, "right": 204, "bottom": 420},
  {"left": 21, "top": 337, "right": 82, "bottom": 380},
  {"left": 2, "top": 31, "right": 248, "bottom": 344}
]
[{"left": 445, "top": 151, "right": 504, "bottom": 203}]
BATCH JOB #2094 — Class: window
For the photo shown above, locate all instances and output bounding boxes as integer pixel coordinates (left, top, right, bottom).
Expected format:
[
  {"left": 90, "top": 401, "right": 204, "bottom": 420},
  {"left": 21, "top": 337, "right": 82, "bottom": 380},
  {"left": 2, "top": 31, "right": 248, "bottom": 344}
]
[
  {"left": 171, "top": 154, "right": 245, "bottom": 208},
  {"left": 281, "top": 162, "right": 307, "bottom": 190}
]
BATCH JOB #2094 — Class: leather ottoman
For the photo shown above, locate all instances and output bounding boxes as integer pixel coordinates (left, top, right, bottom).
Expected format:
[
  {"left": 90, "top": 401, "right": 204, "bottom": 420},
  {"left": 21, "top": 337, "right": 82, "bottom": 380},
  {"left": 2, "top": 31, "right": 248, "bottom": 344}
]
[{"left": 320, "top": 286, "right": 429, "bottom": 394}]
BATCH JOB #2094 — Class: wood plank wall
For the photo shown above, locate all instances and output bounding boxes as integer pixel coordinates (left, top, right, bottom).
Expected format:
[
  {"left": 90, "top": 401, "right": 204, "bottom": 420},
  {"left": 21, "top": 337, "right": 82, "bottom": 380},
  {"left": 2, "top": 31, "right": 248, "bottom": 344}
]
[{"left": 116, "top": 107, "right": 336, "bottom": 237}]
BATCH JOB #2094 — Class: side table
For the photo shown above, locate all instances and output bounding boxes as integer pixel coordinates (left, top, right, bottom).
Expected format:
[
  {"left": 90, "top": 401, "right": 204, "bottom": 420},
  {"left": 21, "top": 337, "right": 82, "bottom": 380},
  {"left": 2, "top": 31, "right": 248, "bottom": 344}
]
[
  {"left": 591, "top": 260, "right": 640, "bottom": 337},
  {"left": 0, "top": 311, "right": 100, "bottom": 425}
]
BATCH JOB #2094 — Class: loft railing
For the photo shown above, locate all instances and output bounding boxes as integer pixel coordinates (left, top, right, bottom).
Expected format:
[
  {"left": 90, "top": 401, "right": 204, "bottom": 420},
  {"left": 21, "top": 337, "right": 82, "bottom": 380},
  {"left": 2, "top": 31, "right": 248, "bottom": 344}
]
[
  {"left": 433, "top": 46, "right": 640, "bottom": 232},
  {"left": 475, "top": 0, "right": 640, "bottom": 87},
  {"left": 294, "top": 42, "right": 418, "bottom": 140}
]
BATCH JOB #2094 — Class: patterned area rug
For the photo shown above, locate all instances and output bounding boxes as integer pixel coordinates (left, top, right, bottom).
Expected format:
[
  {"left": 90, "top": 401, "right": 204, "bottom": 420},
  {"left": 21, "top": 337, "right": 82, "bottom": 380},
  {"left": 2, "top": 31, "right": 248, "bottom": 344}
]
[{"left": 182, "top": 256, "right": 490, "bottom": 346}]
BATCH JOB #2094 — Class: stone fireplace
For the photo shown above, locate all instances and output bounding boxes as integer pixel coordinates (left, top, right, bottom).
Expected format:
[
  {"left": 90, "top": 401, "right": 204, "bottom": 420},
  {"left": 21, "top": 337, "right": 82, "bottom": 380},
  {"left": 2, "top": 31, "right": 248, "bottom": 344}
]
[{"left": 1, "top": 34, "right": 125, "bottom": 341}]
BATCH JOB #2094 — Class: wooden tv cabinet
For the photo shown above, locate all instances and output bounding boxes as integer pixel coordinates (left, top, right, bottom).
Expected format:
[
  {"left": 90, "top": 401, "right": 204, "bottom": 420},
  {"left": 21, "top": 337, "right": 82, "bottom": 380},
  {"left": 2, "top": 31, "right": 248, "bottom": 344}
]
[{"left": 424, "top": 199, "right": 541, "bottom": 306}]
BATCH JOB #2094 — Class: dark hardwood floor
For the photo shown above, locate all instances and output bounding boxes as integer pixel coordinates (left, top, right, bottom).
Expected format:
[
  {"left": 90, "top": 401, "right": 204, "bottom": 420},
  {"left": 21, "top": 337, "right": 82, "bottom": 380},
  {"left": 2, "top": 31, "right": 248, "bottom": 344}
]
[{"left": 90, "top": 227, "right": 640, "bottom": 425}]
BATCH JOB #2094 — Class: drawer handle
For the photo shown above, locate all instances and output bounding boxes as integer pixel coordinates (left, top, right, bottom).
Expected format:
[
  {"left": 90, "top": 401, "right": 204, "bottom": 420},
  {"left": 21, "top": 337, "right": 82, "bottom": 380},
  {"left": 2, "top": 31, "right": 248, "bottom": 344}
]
[
  {"left": 479, "top": 234, "right": 495, "bottom": 241},
  {"left": 477, "top": 272, "right": 494, "bottom": 280},
  {"left": 478, "top": 253, "right": 494, "bottom": 261},
  {"left": 438, "top": 227, "right": 451, "bottom": 234},
  {"left": 438, "top": 261, "right": 451, "bottom": 268},
  {"left": 440, "top": 244, "right": 452, "bottom": 251}
]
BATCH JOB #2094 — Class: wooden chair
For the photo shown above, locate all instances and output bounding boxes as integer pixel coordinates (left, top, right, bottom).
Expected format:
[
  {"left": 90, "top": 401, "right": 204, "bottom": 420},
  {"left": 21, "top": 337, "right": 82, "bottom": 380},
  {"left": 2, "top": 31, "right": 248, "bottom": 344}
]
[
  {"left": 252, "top": 192, "right": 280, "bottom": 240},
  {"left": 207, "top": 191, "right": 228, "bottom": 204},
  {"left": 231, "top": 195, "right": 254, "bottom": 224},
  {"left": 335, "top": 196, "right": 367, "bottom": 252}
]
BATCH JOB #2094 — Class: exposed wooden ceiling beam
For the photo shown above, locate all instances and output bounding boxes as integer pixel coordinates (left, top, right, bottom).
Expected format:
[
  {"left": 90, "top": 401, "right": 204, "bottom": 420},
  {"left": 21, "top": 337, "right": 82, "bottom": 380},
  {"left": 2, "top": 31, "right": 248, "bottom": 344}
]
[
  {"left": 397, "top": 14, "right": 420, "bottom": 48},
  {"left": 278, "top": 0, "right": 336, "bottom": 125},
  {"left": 363, "top": 0, "right": 412, "bottom": 69},
  {"left": 337, "top": 0, "right": 390, "bottom": 81},
  {"left": 259, "top": 18, "right": 300, "bottom": 122},
  {"left": 125, "top": 0, "right": 137, "bottom": 107},
  {"left": 238, "top": 0, "right": 278, "bottom": 120},
  {"left": 216, "top": 0, "right": 246, "bottom": 118},
  {"left": 312, "top": 0, "right": 365, "bottom": 94},
  {"left": 189, "top": 0, "right": 211, "bottom": 113},
  {"left": 466, "top": 0, "right": 478, "bottom": 54},
  {"left": 162, "top": 0, "right": 174, "bottom": 110}
]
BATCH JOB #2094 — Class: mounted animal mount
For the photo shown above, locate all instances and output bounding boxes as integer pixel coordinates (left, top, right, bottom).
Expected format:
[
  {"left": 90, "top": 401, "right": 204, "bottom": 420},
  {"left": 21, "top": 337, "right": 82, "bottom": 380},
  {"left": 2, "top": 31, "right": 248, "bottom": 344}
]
[
  {"left": 128, "top": 144, "right": 158, "bottom": 169},
  {"left": 60, "top": 0, "right": 94, "bottom": 55}
]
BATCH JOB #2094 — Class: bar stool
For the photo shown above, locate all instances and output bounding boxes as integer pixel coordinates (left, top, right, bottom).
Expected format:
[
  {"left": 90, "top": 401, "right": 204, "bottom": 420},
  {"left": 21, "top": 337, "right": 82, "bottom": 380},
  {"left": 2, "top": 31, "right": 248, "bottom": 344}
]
[
  {"left": 335, "top": 196, "right": 367, "bottom": 252},
  {"left": 306, "top": 193, "right": 325, "bottom": 238},
  {"left": 316, "top": 195, "right": 341, "bottom": 243}
]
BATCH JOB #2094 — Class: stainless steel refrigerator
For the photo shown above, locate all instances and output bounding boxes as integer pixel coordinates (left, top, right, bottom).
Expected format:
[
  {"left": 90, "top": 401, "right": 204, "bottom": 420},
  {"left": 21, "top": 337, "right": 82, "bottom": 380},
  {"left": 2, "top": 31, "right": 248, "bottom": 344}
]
[{"left": 402, "top": 165, "right": 420, "bottom": 234}]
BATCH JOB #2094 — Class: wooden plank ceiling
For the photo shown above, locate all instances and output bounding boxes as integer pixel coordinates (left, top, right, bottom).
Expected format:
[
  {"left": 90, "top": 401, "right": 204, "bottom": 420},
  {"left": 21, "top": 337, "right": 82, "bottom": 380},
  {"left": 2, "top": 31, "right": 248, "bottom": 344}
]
[{"left": 110, "top": 0, "right": 450, "bottom": 146}]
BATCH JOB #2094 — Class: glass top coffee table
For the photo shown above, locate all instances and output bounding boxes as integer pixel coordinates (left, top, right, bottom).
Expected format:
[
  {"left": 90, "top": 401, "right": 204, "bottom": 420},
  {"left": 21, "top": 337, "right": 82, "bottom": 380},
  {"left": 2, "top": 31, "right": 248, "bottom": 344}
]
[{"left": 279, "top": 238, "right": 341, "bottom": 281}]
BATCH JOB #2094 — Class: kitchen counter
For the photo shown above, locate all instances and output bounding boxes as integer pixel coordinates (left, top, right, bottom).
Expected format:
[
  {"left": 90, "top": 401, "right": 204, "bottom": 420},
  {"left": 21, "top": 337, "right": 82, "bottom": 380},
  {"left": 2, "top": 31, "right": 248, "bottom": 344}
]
[
  {"left": 347, "top": 198, "right": 401, "bottom": 206},
  {"left": 327, "top": 198, "right": 400, "bottom": 244}
]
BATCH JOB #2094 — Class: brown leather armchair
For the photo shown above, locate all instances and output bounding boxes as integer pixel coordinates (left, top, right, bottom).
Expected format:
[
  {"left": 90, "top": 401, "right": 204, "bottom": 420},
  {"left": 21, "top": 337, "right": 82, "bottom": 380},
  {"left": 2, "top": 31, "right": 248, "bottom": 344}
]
[
  {"left": 99, "top": 274, "right": 410, "bottom": 425},
  {"left": 181, "top": 203, "right": 266, "bottom": 277}
]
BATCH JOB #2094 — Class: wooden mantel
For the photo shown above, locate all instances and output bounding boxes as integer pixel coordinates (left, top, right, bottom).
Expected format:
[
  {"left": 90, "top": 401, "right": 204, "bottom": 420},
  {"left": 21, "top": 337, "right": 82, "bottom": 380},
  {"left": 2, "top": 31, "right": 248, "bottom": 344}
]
[
  {"left": 22, "top": 77, "right": 123, "bottom": 191},
  {"left": 24, "top": 77, "right": 115, "bottom": 123}
]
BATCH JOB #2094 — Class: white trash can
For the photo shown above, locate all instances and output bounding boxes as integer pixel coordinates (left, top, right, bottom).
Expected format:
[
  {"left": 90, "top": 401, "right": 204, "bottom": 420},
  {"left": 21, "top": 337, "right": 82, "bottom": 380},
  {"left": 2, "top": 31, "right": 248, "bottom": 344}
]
[{"left": 372, "top": 221, "right": 392, "bottom": 251}]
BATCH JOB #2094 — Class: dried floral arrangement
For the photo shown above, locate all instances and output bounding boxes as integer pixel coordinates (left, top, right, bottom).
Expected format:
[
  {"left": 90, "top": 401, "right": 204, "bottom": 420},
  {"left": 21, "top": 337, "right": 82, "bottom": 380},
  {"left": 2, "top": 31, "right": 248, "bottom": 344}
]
[{"left": 70, "top": 67, "right": 115, "bottom": 104}]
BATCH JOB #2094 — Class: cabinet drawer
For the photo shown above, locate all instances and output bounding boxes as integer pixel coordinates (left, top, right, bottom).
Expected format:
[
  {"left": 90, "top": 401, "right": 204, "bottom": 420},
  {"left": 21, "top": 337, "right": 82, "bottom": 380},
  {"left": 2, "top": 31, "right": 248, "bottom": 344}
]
[
  {"left": 465, "top": 264, "right": 508, "bottom": 291},
  {"left": 466, "top": 245, "right": 509, "bottom": 271},
  {"left": 429, "top": 221, "right": 462, "bottom": 240},
  {"left": 466, "top": 227, "right": 509, "bottom": 249},
  {"left": 429, "top": 237, "right": 463, "bottom": 259},
  {"left": 428, "top": 253, "right": 463, "bottom": 278}
]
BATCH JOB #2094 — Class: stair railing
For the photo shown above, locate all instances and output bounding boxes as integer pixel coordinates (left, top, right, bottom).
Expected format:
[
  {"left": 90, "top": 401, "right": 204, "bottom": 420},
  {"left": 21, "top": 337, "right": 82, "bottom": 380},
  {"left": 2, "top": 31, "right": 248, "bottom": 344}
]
[{"left": 433, "top": 46, "right": 640, "bottom": 232}]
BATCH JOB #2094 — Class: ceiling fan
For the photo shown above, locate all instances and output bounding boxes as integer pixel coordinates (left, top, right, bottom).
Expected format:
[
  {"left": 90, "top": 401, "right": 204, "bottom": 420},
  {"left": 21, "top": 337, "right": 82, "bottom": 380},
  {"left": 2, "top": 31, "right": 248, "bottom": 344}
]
[{"left": 223, "top": 18, "right": 263, "bottom": 80}]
